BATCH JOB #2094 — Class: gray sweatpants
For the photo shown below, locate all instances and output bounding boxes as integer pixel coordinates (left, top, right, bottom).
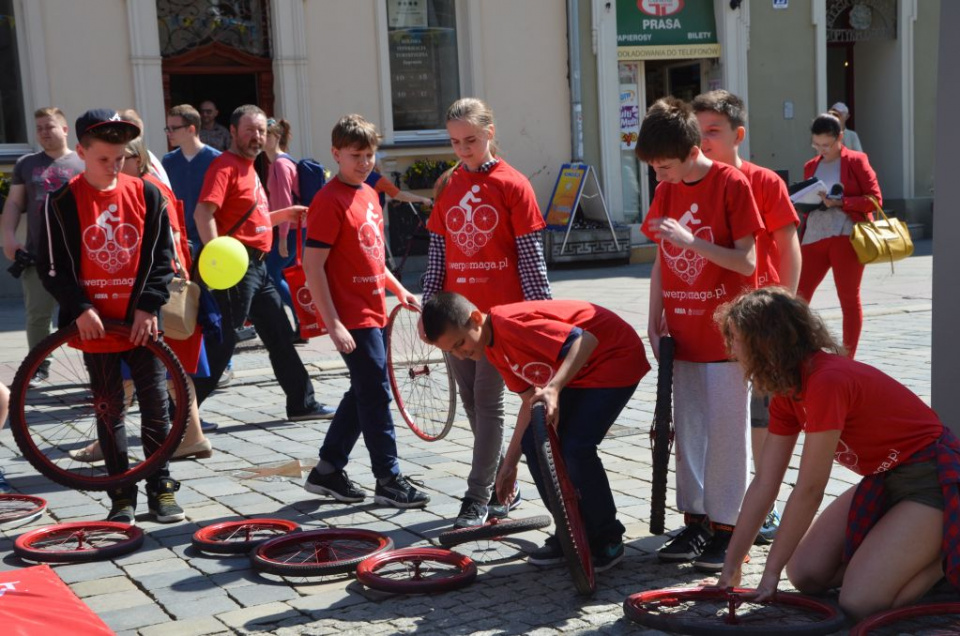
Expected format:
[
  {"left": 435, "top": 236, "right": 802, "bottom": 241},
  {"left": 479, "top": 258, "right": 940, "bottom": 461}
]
[
  {"left": 448, "top": 355, "right": 505, "bottom": 503},
  {"left": 673, "top": 360, "right": 750, "bottom": 527}
]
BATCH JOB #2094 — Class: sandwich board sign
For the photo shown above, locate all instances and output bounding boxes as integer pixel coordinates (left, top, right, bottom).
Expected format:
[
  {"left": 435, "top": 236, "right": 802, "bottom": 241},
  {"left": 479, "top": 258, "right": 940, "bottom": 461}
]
[{"left": 544, "top": 163, "right": 620, "bottom": 253}]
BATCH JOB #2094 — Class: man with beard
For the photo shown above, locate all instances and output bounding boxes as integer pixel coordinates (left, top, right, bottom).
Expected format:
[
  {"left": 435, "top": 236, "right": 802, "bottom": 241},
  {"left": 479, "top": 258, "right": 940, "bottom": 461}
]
[{"left": 192, "top": 105, "right": 335, "bottom": 422}]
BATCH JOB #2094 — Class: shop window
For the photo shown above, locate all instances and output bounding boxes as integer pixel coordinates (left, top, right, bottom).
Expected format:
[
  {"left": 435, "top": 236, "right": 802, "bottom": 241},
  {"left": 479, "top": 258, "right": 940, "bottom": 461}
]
[
  {"left": 382, "top": 0, "right": 462, "bottom": 141},
  {"left": 0, "top": 0, "right": 27, "bottom": 147}
]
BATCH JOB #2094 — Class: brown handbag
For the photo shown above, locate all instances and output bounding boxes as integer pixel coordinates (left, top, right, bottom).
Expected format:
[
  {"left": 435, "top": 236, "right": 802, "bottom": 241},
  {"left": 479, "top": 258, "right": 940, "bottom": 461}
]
[{"left": 161, "top": 229, "right": 200, "bottom": 340}]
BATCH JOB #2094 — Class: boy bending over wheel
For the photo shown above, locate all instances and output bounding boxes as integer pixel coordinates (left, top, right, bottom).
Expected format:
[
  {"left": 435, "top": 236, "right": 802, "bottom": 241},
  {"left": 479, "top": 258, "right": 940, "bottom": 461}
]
[
  {"left": 422, "top": 292, "right": 649, "bottom": 572},
  {"left": 38, "top": 110, "right": 181, "bottom": 524},
  {"left": 714, "top": 288, "right": 959, "bottom": 619}
]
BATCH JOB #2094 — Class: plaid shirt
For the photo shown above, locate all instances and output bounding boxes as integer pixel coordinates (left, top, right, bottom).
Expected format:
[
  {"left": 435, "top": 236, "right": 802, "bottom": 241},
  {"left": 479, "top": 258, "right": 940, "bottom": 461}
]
[
  {"left": 843, "top": 427, "right": 960, "bottom": 589},
  {"left": 422, "top": 159, "right": 552, "bottom": 303}
]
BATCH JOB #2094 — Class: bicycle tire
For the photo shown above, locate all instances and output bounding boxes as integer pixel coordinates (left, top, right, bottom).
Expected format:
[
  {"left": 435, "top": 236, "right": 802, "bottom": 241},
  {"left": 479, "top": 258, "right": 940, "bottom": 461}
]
[
  {"left": 0, "top": 494, "right": 48, "bottom": 526},
  {"left": 623, "top": 586, "right": 846, "bottom": 635},
  {"left": 849, "top": 602, "right": 960, "bottom": 635},
  {"left": 530, "top": 402, "right": 595, "bottom": 596},
  {"left": 356, "top": 547, "right": 477, "bottom": 594},
  {"left": 650, "top": 335, "right": 675, "bottom": 536},
  {"left": 438, "top": 515, "right": 552, "bottom": 547},
  {"left": 14, "top": 521, "right": 144, "bottom": 563},
  {"left": 9, "top": 322, "right": 190, "bottom": 491},
  {"left": 192, "top": 519, "right": 301, "bottom": 554},
  {"left": 386, "top": 304, "right": 456, "bottom": 442},
  {"left": 251, "top": 528, "right": 394, "bottom": 577}
]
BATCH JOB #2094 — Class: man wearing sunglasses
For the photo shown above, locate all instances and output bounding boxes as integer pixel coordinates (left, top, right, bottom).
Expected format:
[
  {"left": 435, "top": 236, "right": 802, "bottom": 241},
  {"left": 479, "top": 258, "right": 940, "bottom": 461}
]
[{"left": 197, "top": 100, "right": 231, "bottom": 151}]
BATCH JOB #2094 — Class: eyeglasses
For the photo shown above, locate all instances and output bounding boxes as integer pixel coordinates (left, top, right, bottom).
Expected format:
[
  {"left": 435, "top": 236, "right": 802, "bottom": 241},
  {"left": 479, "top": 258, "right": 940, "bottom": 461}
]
[
  {"left": 811, "top": 139, "right": 839, "bottom": 152},
  {"left": 164, "top": 125, "right": 188, "bottom": 133}
]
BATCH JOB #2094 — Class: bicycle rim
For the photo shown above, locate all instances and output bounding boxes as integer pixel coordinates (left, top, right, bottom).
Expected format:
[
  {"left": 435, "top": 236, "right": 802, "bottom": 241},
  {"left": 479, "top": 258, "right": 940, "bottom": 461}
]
[
  {"left": 9, "top": 322, "right": 190, "bottom": 491},
  {"left": 531, "top": 403, "right": 595, "bottom": 596},
  {"left": 14, "top": 522, "right": 144, "bottom": 563},
  {"left": 438, "top": 515, "right": 552, "bottom": 547},
  {"left": 356, "top": 547, "right": 477, "bottom": 594},
  {"left": 0, "top": 494, "right": 47, "bottom": 526},
  {"left": 850, "top": 602, "right": 960, "bottom": 636},
  {"left": 251, "top": 528, "right": 394, "bottom": 577},
  {"left": 623, "top": 587, "right": 846, "bottom": 635},
  {"left": 192, "top": 519, "right": 301, "bottom": 554},
  {"left": 387, "top": 304, "right": 456, "bottom": 441},
  {"left": 650, "top": 335, "right": 675, "bottom": 536}
]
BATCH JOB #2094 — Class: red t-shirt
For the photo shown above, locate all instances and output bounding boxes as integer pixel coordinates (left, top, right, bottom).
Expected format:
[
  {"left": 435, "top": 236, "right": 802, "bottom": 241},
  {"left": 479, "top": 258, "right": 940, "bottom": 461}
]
[
  {"left": 769, "top": 352, "right": 943, "bottom": 476},
  {"left": 306, "top": 177, "right": 388, "bottom": 329},
  {"left": 485, "top": 300, "right": 650, "bottom": 393},
  {"left": 73, "top": 174, "right": 146, "bottom": 353},
  {"left": 198, "top": 151, "right": 273, "bottom": 252},
  {"left": 427, "top": 161, "right": 546, "bottom": 312},
  {"left": 641, "top": 162, "right": 763, "bottom": 362},
  {"left": 739, "top": 161, "right": 798, "bottom": 288}
]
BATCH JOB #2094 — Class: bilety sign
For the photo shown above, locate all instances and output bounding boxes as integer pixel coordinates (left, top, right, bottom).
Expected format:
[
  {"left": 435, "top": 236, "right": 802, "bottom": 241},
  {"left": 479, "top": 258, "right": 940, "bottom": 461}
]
[{"left": 617, "top": 0, "right": 721, "bottom": 60}]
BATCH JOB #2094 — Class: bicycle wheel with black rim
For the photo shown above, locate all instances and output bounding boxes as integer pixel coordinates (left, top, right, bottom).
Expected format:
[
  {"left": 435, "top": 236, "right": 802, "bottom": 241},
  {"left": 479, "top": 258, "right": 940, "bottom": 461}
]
[
  {"left": 849, "top": 602, "right": 960, "bottom": 635},
  {"left": 14, "top": 522, "right": 144, "bottom": 563},
  {"left": 386, "top": 304, "right": 456, "bottom": 442},
  {"left": 438, "top": 515, "right": 552, "bottom": 547},
  {"left": 9, "top": 322, "right": 190, "bottom": 491},
  {"left": 530, "top": 402, "right": 595, "bottom": 596},
  {"left": 650, "top": 335, "right": 675, "bottom": 536},
  {"left": 251, "top": 528, "right": 394, "bottom": 577},
  {"left": 0, "top": 494, "right": 47, "bottom": 526},
  {"left": 623, "top": 586, "right": 846, "bottom": 635},
  {"left": 192, "top": 519, "right": 301, "bottom": 554},
  {"left": 356, "top": 547, "right": 477, "bottom": 594}
]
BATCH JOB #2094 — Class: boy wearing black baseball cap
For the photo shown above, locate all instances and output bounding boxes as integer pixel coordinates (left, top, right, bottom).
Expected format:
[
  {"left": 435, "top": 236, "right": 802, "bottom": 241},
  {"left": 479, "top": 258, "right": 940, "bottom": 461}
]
[{"left": 37, "top": 109, "right": 183, "bottom": 524}]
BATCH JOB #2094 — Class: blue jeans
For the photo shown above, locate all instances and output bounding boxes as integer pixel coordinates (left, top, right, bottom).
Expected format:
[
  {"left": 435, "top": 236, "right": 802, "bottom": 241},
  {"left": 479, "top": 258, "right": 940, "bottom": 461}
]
[
  {"left": 265, "top": 228, "right": 302, "bottom": 329},
  {"left": 318, "top": 328, "right": 400, "bottom": 479},
  {"left": 521, "top": 384, "right": 637, "bottom": 548}
]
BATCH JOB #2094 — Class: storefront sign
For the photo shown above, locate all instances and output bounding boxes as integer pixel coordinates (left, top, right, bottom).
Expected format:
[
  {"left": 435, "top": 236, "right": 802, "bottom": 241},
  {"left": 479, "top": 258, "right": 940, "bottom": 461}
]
[
  {"left": 617, "top": 0, "right": 721, "bottom": 60},
  {"left": 388, "top": 0, "right": 428, "bottom": 28},
  {"left": 620, "top": 86, "right": 640, "bottom": 150},
  {"left": 544, "top": 164, "right": 621, "bottom": 255}
]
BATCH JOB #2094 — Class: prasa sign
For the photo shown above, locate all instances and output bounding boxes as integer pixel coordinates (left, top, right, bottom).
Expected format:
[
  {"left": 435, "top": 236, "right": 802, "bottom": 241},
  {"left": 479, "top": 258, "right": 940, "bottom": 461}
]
[
  {"left": 617, "top": 0, "right": 719, "bottom": 56},
  {"left": 637, "top": 0, "right": 684, "bottom": 16}
]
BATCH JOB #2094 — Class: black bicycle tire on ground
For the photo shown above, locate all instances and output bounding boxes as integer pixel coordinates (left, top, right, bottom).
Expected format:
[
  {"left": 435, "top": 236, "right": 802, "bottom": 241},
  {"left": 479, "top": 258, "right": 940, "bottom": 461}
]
[
  {"left": 849, "top": 602, "right": 960, "bottom": 635},
  {"left": 251, "top": 528, "right": 394, "bottom": 577},
  {"left": 623, "top": 586, "right": 846, "bottom": 635},
  {"left": 531, "top": 402, "right": 596, "bottom": 596},
  {"left": 9, "top": 322, "right": 190, "bottom": 491},
  {"left": 650, "top": 335, "right": 675, "bottom": 536},
  {"left": 438, "top": 515, "right": 552, "bottom": 547},
  {"left": 192, "top": 519, "right": 301, "bottom": 554},
  {"left": 386, "top": 304, "right": 456, "bottom": 442},
  {"left": 14, "top": 521, "right": 145, "bottom": 563},
  {"left": 0, "top": 494, "right": 48, "bottom": 525},
  {"left": 356, "top": 547, "right": 477, "bottom": 594}
]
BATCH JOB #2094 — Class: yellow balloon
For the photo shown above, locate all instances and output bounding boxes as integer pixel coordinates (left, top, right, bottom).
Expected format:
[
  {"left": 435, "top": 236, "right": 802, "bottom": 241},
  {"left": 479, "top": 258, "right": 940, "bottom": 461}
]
[{"left": 199, "top": 236, "right": 249, "bottom": 290}]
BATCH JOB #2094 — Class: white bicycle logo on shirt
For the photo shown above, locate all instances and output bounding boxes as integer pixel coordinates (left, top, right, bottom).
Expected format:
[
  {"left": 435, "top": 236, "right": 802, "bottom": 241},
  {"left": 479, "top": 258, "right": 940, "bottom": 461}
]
[
  {"left": 358, "top": 203, "right": 384, "bottom": 262},
  {"left": 445, "top": 185, "right": 499, "bottom": 257},
  {"left": 82, "top": 204, "right": 140, "bottom": 273}
]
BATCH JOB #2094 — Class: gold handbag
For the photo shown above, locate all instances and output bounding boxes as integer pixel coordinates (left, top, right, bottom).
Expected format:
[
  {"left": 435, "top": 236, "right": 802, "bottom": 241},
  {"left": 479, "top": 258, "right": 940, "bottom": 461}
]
[
  {"left": 849, "top": 196, "right": 914, "bottom": 271},
  {"left": 161, "top": 231, "right": 200, "bottom": 340}
]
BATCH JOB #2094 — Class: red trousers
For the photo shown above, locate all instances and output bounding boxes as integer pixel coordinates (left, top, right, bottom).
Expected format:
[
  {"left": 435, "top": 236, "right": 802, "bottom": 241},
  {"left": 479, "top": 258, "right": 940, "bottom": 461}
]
[{"left": 797, "top": 236, "right": 864, "bottom": 358}]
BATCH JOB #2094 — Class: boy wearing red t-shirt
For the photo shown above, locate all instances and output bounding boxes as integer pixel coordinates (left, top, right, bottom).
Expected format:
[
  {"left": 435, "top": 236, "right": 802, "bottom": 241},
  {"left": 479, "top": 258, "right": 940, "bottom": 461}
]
[
  {"left": 637, "top": 97, "right": 763, "bottom": 572},
  {"left": 300, "top": 114, "right": 428, "bottom": 508},
  {"left": 693, "top": 90, "right": 802, "bottom": 544},
  {"left": 38, "top": 109, "right": 181, "bottom": 524},
  {"left": 423, "top": 292, "right": 649, "bottom": 571}
]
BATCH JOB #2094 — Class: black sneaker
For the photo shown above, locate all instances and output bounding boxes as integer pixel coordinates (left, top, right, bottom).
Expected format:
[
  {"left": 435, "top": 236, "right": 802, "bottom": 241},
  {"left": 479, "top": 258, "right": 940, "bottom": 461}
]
[
  {"left": 287, "top": 403, "right": 336, "bottom": 422},
  {"left": 146, "top": 478, "right": 185, "bottom": 523},
  {"left": 593, "top": 541, "right": 625, "bottom": 573},
  {"left": 694, "top": 524, "right": 737, "bottom": 573},
  {"left": 528, "top": 535, "right": 565, "bottom": 566},
  {"left": 454, "top": 497, "right": 488, "bottom": 528},
  {"left": 488, "top": 484, "right": 522, "bottom": 519},
  {"left": 304, "top": 467, "right": 365, "bottom": 503},
  {"left": 374, "top": 474, "right": 430, "bottom": 509},
  {"left": 107, "top": 498, "right": 136, "bottom": 525},
  {"left": 657, "top": 516, "right": 712, "bottom": 562}
]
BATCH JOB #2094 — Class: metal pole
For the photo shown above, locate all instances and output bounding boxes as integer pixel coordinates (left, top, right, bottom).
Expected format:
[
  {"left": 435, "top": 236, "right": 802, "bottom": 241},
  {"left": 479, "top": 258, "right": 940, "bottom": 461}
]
[{"left": 567, "top": 0, "right": 584, "bottom": 162}]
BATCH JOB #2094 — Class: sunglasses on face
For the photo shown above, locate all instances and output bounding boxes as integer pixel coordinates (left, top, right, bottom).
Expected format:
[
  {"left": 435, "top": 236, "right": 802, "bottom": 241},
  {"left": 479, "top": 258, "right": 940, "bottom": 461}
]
[{"left": 164, "top": 125, "right": 188, "bottom": 133}]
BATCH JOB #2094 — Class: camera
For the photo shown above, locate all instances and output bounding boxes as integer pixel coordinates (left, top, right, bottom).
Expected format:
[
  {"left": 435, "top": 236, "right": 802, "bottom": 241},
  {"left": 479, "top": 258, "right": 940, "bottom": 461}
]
[{"left": 7, "top": 249, "right": 35, "bottom": 279}]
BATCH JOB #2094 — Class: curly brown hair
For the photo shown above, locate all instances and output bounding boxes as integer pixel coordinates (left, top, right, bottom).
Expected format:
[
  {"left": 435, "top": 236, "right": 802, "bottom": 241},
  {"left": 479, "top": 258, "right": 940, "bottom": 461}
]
[{"left": 714, "top": 288, "right": 842, "bottom": 397}]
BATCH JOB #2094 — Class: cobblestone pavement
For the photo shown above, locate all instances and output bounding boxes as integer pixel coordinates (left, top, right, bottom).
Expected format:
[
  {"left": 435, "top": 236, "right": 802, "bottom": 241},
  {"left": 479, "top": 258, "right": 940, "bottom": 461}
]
[{"left": 0, "top": 241, "right": 936, "bottom": 635}]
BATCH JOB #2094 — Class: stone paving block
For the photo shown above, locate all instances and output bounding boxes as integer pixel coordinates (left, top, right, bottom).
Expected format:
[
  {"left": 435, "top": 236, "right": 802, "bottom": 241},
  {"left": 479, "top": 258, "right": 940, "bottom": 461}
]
[
  {"left": 98, "top": 604, "right": 170, "bottom": 632},
  {"left": 84, "top": 589, "right": 155, "bottom": 613},
  {"left": 228, "top": 580, "right": 300, "bottom": 607},
  {"left": 54, "top": 560, "right": 125, "bottom": 584},
  {"left": 138, "top": 616, "right": 229, "bottom": 636},
  {"left": 216, "top": 601, "right": 303, "bottom": 630},
  {"left": 163, "top": 592, "right": 243, "bottom": 620},
  {"left": 70, "top": 575, "right": 138, "bottom": 598}
]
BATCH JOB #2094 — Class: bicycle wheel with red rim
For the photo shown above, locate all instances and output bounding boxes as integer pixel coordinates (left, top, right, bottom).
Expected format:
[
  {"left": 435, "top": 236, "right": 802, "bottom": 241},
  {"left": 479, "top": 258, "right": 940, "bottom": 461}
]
[
  {"left": 9, "top": 322, "right": 190, "bottom": 491},
  {"left": 438, "top": 515, "right": 552, "bottom": 547},
  {"left": 14, "top": 522, "right": 144, "bottom": 563},
  {"left": 623, "top": 586, "right": 846, "bottom": 635},
  {"left": 531, "top": 402, "right": 595, "bottom": 596},
  {"left": 192, "top": 519, "right": 301, "bottom": 554},
  {"left": 356, "top": 547, "right": 477, "bottom": 594},
  {"left": 0, "top": 494, "right": 47, "bottom": 526},
  {"left": 251, "top": 528, "right": 394, "bottom": 577},
  {"left": 650, "top": 335, "right": 675, "bottom": 536},
  {"left": 850, "top": 602, "right": 960, "bottom": 635},
  {"left": 386, "top": 304, "right": 456, "bottom": 441}
]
